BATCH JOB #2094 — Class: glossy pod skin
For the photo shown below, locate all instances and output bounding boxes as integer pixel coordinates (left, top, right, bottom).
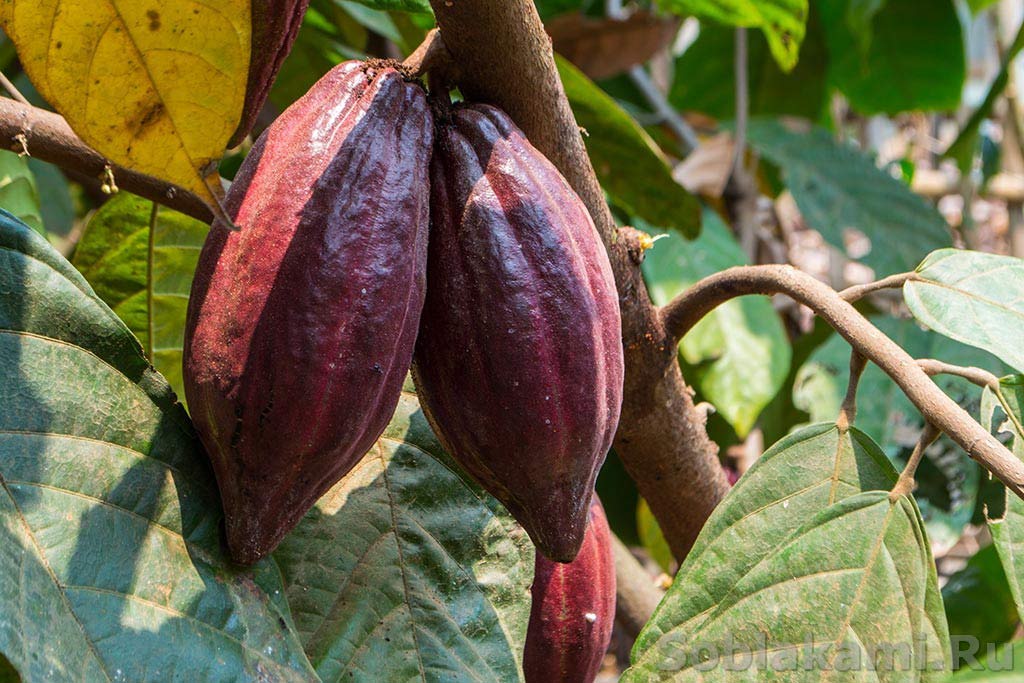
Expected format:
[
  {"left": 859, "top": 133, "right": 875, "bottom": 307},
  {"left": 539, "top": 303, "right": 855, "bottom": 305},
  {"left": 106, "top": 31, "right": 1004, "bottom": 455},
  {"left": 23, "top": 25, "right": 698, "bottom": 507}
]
[
  {"left": 184, "top": 62, "right": 433, "bottom": 564},
  {"left": 413, "top": 104, "right": 624, "bottom": 563},
  {"left": 229, "top": 0, "right": 311, "bottom": 147},
  {"left": 524, "top": 497, "right": 616, "bottom": 683}
]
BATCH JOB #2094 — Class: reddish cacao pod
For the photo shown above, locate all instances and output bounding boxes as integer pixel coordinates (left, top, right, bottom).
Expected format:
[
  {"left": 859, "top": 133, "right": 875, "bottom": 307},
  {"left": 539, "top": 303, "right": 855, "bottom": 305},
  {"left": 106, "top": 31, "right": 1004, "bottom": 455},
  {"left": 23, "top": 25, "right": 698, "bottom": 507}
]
[
  {"left": 524, "top": 496, "right": 616, "bottom": 683},
  {"left": 229, "top": 0, "right": 311, "bottom": 147},
  {"left": 185, "top": 61, "right": 433, "bottom": 564},
  {"left": 413, "top": 103, "right": 624, "bottom": 562}
]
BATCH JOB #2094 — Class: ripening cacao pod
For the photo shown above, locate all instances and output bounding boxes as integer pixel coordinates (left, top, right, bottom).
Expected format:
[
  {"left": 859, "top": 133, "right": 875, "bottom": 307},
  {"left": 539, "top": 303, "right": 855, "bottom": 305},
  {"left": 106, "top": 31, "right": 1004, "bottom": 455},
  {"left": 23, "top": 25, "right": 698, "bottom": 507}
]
[
  {"left": 185, "top": 61, "right": 433, "bottom": 564},
  {"left": 413, "top": 103, "right": 624, "bottom": 563},
  {"left": 229, "top": 0, "right": 311, "bottom": 147},
  {"left": 524, "top": 496, "right": 616, "bottom": 683}
]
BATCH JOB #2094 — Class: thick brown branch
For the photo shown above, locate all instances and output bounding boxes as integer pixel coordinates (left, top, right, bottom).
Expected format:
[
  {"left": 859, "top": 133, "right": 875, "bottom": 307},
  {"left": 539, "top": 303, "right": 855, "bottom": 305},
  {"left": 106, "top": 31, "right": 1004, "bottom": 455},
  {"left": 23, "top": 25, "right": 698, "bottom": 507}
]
[
  {"left": 660, "top": 265, "right": 1024, "bottom": 498},
  {"left": 427, "top": 0, "right": 730, "bottom": 561},
  {"left": 0, "top": 97, "right": 212, "bottom": 223}
]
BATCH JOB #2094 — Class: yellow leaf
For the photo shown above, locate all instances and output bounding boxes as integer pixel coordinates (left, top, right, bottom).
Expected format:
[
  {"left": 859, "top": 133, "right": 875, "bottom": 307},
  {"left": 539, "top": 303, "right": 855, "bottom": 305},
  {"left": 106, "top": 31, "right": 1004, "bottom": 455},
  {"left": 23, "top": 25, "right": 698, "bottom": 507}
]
[{"left": 0, "top": 0, "right": 250, "bottom": 207}]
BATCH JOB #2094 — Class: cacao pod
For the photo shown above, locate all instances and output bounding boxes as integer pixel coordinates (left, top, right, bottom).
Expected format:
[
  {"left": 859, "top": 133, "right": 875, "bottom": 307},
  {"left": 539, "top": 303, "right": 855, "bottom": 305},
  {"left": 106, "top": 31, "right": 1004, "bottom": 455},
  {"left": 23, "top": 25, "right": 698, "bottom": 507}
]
[
  {"left": 413, "top": 103, "right": 624, "bottom": 563},
  {"left": 524, "top": 496, "right": 616, "bottom": 683},
  {"left": 229, "top": 0, "right": 311, "bottom": 147},
  {"left": 185, "top": 61, "right": 433, "bottom": 564}
]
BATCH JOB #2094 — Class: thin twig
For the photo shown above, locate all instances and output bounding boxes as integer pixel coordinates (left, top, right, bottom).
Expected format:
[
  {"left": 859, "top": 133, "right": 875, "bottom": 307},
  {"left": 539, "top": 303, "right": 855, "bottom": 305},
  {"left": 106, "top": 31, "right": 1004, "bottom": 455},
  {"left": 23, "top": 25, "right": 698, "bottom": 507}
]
[
  {"left": 658, "top": 264, "right": 1024, "bottom": 499},
  {"left": 0, "top": 75, "right": 30, "bottom": 106},
  {"left": 731, "top": 28, "right": 748, "bottom": 177},
  {"left": 839, "top": 271, "right": 920, "bottom": 302},
  {"left": 837, "top": 351, "right": 867, "bottom": 430},
  {"left": 628, "top": 66, "right": 699, "bottom": 154},
  {"left": 890, "top": 424, "right": 941, "bottom": 500}
]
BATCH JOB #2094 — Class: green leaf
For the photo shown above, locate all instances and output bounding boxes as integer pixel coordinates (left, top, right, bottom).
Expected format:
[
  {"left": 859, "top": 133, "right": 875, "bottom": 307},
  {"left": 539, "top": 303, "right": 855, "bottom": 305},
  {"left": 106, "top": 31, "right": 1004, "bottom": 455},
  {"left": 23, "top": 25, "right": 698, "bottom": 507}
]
[
  {"left": 636, "top": 499, "right": 674, "bottom": 573},
  {"left": 626, "top": 423, "right": 951, "bottom": 677},
  {"left": 820, "top": 0, "right": 965, "bottom": 114},
  {"left": 844, "top": 0, "right": 886, "bottom": 57},
  {"left": 0, "top": 151, "right": 42, "bottom": 235},
  {"left": 72, "top": 193, "right": 207, "bottom": 405},
  {"left": 941, "top": 545, "right": 1019, "bottom": 652},
  {"left": 966, "top": 0, "right": 999, "bottom": 13},
  {"left": 338, "top": 0, "right": 432, "bottom": 13},
  {"left": 795, "top": 316, "right": 1005, "bottom": 551},
  {"left": 905, "top": 249, "right": 1024, "bottom": 375},
  {"left": 670, "top": 11, "right": 828, "bottom": 121},
  {"left": 274, "top": 391, "right": 534, "bottom": 683},
  {"left": 557, "top": 55, "right": 702, "bottom": 239},
  {"left": 26, "top": 160, "right": 74, "bottom": 239},
  {"left": 747, "top": 117, "right": 951, "bottom": 276},
  {"left": 0, "top": 210, "right": 317, "bottom": 682},
  {"left": 945, "top": 22, "right": 1024, "bottom": 173},
  {"left": 658, "top": 0, "right": 808, "bottom": 71},
  {"left": 640, "top": 211, "right": 791, "bottom": 436},
  {"left": 981, "top": 377, "right": 1024, "bottom": 633},
  {"left": 946, "top": 641, "right": 1024, "bottom": 678}
]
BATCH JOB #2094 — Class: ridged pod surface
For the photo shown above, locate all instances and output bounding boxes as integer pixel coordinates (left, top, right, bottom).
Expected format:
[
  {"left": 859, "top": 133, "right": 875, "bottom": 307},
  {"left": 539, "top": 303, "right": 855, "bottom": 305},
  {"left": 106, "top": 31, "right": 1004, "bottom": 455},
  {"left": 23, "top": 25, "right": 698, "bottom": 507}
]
[
  {"left": 413, "top": 103, "right": 624, "bottom": 562},
  {"left": 185, "top": 61, "right": 433, "bottom": 564},
  {"left": 524, "top": 497, "right": 616, "bottom": 682},
  {"left": 229, "top": 0, "right": 311, "bottom": 147}
]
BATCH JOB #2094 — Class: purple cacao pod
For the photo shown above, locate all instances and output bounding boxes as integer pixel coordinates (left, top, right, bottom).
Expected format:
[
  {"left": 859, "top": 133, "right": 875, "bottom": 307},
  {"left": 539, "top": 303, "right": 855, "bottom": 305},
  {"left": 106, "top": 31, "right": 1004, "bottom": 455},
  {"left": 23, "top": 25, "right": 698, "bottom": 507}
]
[
  {"left": 524, "top": 497, "right": 616, "bottom": 683},
  {"left": 229, "top": 0, "right": 311, "bottom": 147},
  {"left": 413, "top": 103, "right": 624, "bottom": 562},
  {"left": 185, "top": 61, "right": 433, "bottom": 564}
]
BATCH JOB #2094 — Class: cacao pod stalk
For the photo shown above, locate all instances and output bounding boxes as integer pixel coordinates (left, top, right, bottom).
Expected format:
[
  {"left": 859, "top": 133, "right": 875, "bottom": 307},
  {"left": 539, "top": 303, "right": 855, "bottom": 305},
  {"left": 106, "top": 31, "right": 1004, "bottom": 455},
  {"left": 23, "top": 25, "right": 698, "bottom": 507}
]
[
  {"left": 413, "top": 103, "right": 624, "bottom": 563},
  {"left": 524, "top": 496, "right": 616, "bottom": 683},
  {"left": 185, "top": 61, "right": 433, "bottom": 564}
]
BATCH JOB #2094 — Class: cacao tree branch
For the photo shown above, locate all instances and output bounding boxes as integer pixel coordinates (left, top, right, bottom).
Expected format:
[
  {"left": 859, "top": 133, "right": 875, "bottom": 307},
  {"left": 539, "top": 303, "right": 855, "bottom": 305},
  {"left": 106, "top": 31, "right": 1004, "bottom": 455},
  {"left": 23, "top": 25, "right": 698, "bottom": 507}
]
[
  {"left": 425, "top": 0, "right": 730, "bottom": 560},
  {"left": 659, "top": 264, "right": 1024, "bottom": 499},
  {"left": 0, "top": 97, "right": 213, "bottom": 223}
]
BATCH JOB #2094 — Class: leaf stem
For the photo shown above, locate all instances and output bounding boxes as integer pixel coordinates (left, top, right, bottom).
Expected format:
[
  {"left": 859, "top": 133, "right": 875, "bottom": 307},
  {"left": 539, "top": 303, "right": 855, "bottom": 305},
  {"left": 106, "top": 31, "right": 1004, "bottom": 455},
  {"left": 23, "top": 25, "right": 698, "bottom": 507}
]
[
  {"left": 837, "top": 351, "right": 867, "bottom": 431},
  {"left": 890, "top": 424, "right": 941, "bottom": 501},
  {"left": 839, "top": 271, "right": 920, "bottom": 302}
]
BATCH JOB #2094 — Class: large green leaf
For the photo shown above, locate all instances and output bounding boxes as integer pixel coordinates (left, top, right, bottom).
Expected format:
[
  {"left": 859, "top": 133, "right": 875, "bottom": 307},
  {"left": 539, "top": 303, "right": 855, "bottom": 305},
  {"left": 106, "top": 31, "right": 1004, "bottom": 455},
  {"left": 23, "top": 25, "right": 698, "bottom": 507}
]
[
  {"left": 0, "top": 210, "right": 317, "bottom": 682},
  {"left": 0, "top": 152, "right": 41, "bottom": 235},
  {"left": 26, "top": 160, "right": 74, "bottom": 240},
  {"left": 671, "top": 12, "right": 828, "bottom": 121},
  {"left": 72, "top": 192, "right": 207, "bottom": 404},
  {"left": 795, "top": 316, "right": 1005, "bottom": 551},
  {"left": 747, "top": 117, "right": 951, "bottom": 276},
  {"left": 557, "top": 56, "right": 702, "bottom": 239},
  {"left": 820, "top": 0, "right": 965, "bottom": 114},
  {"left": 658, "top": 0, "right": 808, "bottom": 71},
  {"left": 905, "top": 250, "right": 1024, "bottom": 375},
  {"left": 640, "top": 211, "right": 791, "bottom": 436},
  {"left": 274, "top": 392, "right": 535, "bottom": 683},
  {"left": 626, "top": 423, "right": 950, "bottom": 678}
]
